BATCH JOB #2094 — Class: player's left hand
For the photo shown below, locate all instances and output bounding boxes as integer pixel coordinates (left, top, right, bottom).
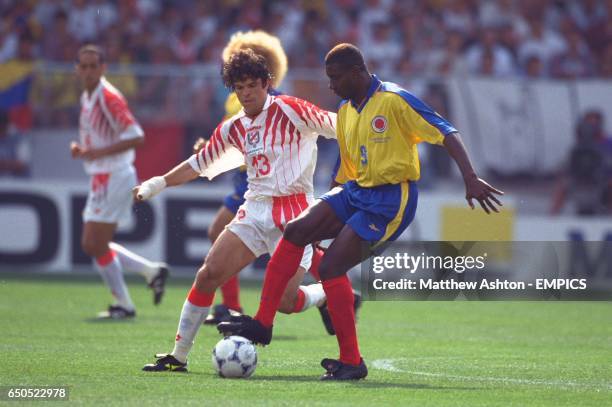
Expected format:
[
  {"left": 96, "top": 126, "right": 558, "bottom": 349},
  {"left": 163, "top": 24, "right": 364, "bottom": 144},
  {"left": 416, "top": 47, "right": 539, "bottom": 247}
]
[
  {"left": 464, "top": 176, "right": 504, "bottom": 214},
  {"left": 193, "top": 137, "right": 206, "bottom": 153},
  {"left": 79, "top": 148, "right": 103, "bottom": 160}
]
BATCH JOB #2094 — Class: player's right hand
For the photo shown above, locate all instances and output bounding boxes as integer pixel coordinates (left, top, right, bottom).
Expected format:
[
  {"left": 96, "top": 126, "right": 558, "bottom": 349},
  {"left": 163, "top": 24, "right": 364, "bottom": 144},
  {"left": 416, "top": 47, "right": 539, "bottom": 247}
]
[{"left": 133, "top": 176, "right": 167, "bottom": 201}]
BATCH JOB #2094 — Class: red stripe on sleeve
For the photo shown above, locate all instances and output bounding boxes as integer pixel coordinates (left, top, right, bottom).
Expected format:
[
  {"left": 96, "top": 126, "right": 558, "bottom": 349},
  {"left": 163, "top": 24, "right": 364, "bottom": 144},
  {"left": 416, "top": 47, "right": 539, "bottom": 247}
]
[
  {"left": 103, "top": 88, "right": 136, "bottom": 130},
  {"left": 307, "top": 104, "right": 324, "bottom": 128},
  {"left": 228, "top": 125, "right": 243, "bottom": 152},
  {"left": 214, "top": 127, "right": 226, "bottom": 151},
  {"left": 211, "top": 132, "right": 220, "bottom": 158},
  {"left": 287, "top": 121, "right": 296, "bottom": 146},
  {"left": 277, "top": 95, "right": 309, "bottom": 126},
  {"left": 200, "top": 147, "right": 208, "bottom": 166},
  {"left": 234, "top": 119, "right": 247, "bottom": 140},
  {"left": 206, "top": 139, "right": 214, "bottom": 163}
]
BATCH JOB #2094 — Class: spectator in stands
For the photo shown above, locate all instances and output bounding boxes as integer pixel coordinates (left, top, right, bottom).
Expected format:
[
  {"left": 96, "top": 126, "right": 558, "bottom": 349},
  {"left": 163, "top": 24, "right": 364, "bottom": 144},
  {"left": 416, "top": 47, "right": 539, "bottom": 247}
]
[
  {"left": 600, "top": 42, "right": 612, "bottom": 77},
  {"left": 432, "top": 30, "right": 468, "bottom": 76},
  {"left": 550, "top": 110, "right": 612, "bottom": 216},
  {"left": 67, "top": 0, "right": 98, "bottom": 42},
  {"left": 464, "top": 27, "right": 517, "bottom": 77},
  {"left": 41, "top": 9, "right": 77, "bottom": 61},
  {"left": 550, "top": 28, "right": 595, "bottom": 79},
  {"left": 523, "top": 54, "right": 545, "bottom": 78},
  {"left": 442, "top": 0, "right": 477, "bottom": 38},
  {"left": 0, "top": 109, "right": 30, "bottom": 177},
  {"left": 171, "top": 22, "right": 200, "bottom": 65},
  {"left": 518, "top": 15, "right": 567, "bottom": 75}
]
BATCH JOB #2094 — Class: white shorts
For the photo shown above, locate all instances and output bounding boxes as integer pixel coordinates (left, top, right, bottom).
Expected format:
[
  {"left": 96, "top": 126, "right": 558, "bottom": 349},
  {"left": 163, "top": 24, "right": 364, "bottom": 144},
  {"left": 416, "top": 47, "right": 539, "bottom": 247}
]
[
  {"left": 83, "top": 166, "right": 137, "bottom": 224},
  {"left": 227, "top": 194, "right": 314, "bottom": 270}
]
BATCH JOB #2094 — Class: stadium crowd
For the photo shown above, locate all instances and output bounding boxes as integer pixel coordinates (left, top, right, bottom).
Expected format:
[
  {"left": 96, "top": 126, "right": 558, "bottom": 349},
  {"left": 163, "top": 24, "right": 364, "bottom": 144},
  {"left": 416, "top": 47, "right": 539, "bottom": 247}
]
[{"left": 3, "top": 0, "right": 612, "bottom": 78}]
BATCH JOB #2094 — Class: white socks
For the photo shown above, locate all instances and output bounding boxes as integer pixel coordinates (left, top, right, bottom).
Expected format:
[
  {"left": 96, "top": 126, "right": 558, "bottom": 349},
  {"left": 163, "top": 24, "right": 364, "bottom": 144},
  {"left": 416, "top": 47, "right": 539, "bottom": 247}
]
[
  {"left": 109, "top": 242, "right": 158, "bottom": 283},
  {"left": 171, "top": 300, "right": 209, "bottom": 363},
  {"left": 297, "top": 283, "right": 326, "bottom": 312},
  {"left": 94, "top": 255, "right": 134, "bottom": 311}
]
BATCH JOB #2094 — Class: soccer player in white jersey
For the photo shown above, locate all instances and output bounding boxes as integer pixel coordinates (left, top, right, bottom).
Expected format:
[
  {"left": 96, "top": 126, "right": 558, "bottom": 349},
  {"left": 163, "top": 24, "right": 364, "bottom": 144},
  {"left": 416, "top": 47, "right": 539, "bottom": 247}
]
[
  {"left": 70, "top": 45, "right": 168, "bottom": 319},
  {"left": 137, "top": 49, "right": 337, "bottom": 372}
]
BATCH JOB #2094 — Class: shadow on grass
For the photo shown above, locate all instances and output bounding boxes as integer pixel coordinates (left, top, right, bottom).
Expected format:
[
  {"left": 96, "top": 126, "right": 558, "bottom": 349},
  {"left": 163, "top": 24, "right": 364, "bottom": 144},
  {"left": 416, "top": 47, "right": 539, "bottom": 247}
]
[
  {"left": 272, "top": 335, "right": 298, "bottom": 341},
  {"left": 136, "top": 371, "right": 480, "bottom": 391},
  {"left": 345, "top": 380, "right": 480, "bottom": 391},
  {"left": 84, "top": 317, "right": 137, "bottom": 324},
  {"left": 248, "top": 375, "right": 479, "bottom": 390}
]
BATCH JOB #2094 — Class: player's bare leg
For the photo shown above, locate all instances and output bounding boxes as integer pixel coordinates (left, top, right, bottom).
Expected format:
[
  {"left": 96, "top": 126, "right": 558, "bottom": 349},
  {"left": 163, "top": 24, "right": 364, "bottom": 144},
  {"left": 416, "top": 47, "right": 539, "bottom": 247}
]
[
  {"left": 204, "top": 206, "right": 242, "bottom": 324},
  {"left": 144, "top": 228, "right": 256, "bottom": 372},
  {"left": 82, "top": 221, "right": 135, "bottom": 318},
  {"left": 109, "top": 242, "right": 169, "bottom": 305}
]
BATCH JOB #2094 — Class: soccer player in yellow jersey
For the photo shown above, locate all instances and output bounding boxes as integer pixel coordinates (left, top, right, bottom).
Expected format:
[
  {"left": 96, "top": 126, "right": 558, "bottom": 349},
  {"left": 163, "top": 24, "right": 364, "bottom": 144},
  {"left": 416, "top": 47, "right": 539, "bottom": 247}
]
[{"left": 219, "top": 43, "right": 504, "bottom": 380}]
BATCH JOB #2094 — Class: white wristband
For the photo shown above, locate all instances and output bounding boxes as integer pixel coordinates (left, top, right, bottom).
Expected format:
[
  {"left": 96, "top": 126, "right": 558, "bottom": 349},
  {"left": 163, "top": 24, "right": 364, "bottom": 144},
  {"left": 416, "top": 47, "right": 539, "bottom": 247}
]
[{"left": 137, "top": 176, "right": 166, "bottom": 200}]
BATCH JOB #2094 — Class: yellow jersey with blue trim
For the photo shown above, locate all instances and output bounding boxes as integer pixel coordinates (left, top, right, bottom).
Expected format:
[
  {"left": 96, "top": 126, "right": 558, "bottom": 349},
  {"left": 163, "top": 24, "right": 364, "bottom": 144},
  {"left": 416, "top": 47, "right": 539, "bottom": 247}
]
[{"left": 335, "top": 75, "right": 457, "bottom": 187}]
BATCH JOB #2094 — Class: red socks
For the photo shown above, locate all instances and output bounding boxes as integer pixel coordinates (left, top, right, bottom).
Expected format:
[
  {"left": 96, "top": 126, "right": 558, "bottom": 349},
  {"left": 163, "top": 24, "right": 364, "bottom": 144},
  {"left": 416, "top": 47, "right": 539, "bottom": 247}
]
[
  {"left": 291, "top": 289, "right": 306, "bottom": 313},
  {"left": 322, "top": 275, "right": 361, "bottom": 366},
  {"left": 308, "top": 247, "right": 324, "bottom": 281},
  {"left": 187, "top": 284, "right": 215, "bottom": 307},
  {"left": 221, "top": 275, "right": 241, "bottom": 311},
  {"left": 96, "top": 249, "right": 116, "bottom": 267},
  {"left": 255, "top": 238, "right": 305, "bottom": 327}
]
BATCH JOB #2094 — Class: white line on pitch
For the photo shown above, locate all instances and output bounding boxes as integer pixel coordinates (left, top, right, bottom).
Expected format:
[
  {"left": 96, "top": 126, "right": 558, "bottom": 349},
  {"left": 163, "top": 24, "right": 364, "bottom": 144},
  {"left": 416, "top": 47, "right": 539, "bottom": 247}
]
[{"left": 371, "top": 359, "right": 612, "bottom": 391}]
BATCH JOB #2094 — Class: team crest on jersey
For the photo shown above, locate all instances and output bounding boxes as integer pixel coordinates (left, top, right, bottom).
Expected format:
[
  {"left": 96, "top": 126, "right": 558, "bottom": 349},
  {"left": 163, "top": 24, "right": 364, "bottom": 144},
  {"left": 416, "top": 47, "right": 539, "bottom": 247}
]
[
  {"left": 371, "top": 116, "right": 387, "bottom": 133},
  {"left": 247, "top": 130, "right": 260, "bottom": 146}
]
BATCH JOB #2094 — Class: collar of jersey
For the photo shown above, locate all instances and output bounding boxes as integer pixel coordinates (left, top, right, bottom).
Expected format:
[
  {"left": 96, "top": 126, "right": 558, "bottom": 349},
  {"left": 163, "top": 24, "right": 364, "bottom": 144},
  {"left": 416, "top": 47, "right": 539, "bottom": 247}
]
[
  {"left": 82, "top": 77, "right": 105, "bottom": 107},
  {"left": 349, "top": 74, "right": 381, "bottom": 113},
  {"left": 239, "top": 93, "right": 274, "bottom": 119}
]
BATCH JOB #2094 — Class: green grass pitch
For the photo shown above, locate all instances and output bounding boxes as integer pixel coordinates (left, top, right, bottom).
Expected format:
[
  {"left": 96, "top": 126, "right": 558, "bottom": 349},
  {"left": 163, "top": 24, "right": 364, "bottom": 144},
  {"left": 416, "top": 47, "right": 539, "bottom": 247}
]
[{"left": 0, "top": 273, "right": 611, "bottom": 406}]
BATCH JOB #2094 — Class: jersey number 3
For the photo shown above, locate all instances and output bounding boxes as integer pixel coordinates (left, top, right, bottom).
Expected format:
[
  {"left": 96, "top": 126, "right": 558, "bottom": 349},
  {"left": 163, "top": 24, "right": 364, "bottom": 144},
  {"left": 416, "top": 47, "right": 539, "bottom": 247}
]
[{"left": 251, "top": 154, "right": 271, "bottom": 177}]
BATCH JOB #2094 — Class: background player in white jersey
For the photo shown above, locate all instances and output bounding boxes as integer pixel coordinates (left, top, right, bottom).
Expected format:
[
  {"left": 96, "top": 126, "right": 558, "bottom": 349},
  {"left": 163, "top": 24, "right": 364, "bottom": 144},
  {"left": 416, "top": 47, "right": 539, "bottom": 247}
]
[
  {"left": 136, "top": 49, "right": 337, "bottom": 372},
  {"left": 70, "top": 45, "right": 168, "bottom": 319}
]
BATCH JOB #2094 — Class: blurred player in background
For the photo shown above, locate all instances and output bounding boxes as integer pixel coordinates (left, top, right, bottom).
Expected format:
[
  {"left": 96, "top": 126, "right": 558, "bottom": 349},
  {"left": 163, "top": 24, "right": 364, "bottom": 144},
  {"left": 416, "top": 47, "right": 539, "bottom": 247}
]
[
  {"left": 137, "top": 49, "right": 338, "bottom": 372},
  {"left": 70, "top": 45, "right": 168, "bottom": 319},
  {"left": 193, "top": 30, "right": 288, "bottom": 325},
  {"left": 220, "top": 43, "right": 504, "bottom": 380}
]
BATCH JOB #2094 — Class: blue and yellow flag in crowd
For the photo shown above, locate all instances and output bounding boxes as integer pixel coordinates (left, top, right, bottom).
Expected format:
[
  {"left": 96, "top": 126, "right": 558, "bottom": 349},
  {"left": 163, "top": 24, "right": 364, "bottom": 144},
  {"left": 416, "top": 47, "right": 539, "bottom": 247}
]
[{"left": 0, "top": 60, "right": 34, "bottom": 130}]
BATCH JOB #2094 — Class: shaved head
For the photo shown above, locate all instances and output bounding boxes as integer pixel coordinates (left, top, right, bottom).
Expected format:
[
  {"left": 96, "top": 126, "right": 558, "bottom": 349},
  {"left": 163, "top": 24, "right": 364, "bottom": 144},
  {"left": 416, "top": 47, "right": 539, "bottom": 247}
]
[{"left": 325, "top": 43, "right": 367, "bottom": 72}]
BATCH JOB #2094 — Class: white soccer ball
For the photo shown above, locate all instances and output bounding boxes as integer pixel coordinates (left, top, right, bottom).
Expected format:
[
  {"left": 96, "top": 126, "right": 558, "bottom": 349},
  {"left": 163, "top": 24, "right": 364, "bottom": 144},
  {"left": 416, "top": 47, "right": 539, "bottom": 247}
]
[{"left": 212, "top": 336, "right": 257, "bottom": 378}]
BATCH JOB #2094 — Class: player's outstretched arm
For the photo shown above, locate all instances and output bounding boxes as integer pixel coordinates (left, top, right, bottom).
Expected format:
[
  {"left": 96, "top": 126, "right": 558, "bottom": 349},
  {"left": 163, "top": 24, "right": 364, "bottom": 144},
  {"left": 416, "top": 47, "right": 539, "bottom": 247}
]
[
  {"left": 133, "top": 161, "right": 199, "bottom": 201},
  {"left": 443, "top": 132, "right": 504, "bottom": 214},
  {"left": 70, "top": 138, "right": 144, "bottom": 161}
]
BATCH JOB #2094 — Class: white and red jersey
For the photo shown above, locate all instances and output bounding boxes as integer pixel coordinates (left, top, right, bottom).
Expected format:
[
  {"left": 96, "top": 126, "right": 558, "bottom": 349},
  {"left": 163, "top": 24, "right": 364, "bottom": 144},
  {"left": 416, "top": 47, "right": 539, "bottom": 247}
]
[
  {"left": 188, "top": 94, "right": 337, "bottom": 198},
  {"left": 79, "top": 77, "right": 144, "bottom": 174}
]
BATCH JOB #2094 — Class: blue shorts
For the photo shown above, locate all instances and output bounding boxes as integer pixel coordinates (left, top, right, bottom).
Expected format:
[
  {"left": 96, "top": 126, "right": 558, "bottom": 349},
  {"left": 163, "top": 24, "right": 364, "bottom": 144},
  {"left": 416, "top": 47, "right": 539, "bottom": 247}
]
[
  {"left": 223, "top": 169, "right": 248, "bottom": 214},
  {"left": 320, "top": 180, "right": 418, "bottom": 244}
]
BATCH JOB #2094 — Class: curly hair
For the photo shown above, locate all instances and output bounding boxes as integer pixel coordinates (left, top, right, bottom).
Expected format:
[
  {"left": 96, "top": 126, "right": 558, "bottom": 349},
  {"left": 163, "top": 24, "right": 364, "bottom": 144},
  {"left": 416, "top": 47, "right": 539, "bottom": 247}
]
[
  {"left": 221, "top": 30, "right": 288, "bottom": 88},
  {"left": 222, "top": 49, "right": 271, "bottom": 89}
]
